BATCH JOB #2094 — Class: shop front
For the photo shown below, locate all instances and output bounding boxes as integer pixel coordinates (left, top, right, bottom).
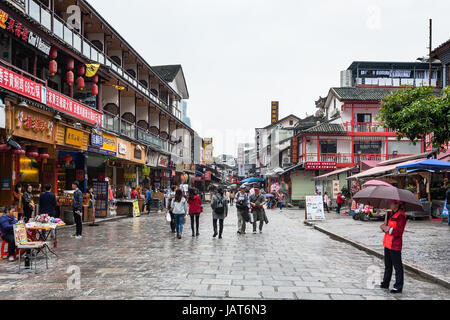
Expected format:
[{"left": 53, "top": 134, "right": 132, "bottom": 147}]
[
  {"left": 54, "top": 123, "right": 92, "bottom": 222},
  {"left": 87, "top": 131, "right": 118, "bottom": 218},
  {"left": 1, "top": 101, "right": 56, "bottom": 218},
  {"left": 148, "top": 152, "right": 172, "bottom": 191}
]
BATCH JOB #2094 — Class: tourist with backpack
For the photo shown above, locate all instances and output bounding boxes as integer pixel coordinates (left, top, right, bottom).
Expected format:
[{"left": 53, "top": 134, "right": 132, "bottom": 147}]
[
  {"left": 235, "top": 186, "right": 250, "bottom": 234},
  {"left": 211, "top": 188, "right": 228, "bottom": 239}
]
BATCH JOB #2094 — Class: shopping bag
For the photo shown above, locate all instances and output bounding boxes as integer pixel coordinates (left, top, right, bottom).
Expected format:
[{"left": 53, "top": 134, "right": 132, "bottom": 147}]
[
  {"left": 249, "top": 212, "right": 254, "bottom": 224},
  {"left": 263, "top": 210, "right": 269, "bottom": 224},
  {"left": 442, "top": 199, "right": 449, "bottom": 217},
  {"left": 166, "top": 212, "right": 172, "bottom": 223}
]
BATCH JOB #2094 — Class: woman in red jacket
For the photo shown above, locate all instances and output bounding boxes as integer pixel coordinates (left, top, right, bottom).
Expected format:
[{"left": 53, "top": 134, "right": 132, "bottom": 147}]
[
  {"left": 380, "top": 200, "right": 407, "bottom": 294},
  {"left": 188, "top": 189, "right": 203, "bottom": 237}
]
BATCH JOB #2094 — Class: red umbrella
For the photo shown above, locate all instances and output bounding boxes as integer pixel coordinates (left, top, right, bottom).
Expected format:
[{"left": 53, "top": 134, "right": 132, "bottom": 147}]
[
  {"left": 353, "top": 186, "right": 424, "bottom": 212},
  {"left": 362, "top": 180, "right": 394, "bottom": 189}
]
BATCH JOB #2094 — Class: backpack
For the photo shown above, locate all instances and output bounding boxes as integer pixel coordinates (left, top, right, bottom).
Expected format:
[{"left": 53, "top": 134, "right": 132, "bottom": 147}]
[{"left": 215, "top": 196, "right": 225, "bottom": 214}]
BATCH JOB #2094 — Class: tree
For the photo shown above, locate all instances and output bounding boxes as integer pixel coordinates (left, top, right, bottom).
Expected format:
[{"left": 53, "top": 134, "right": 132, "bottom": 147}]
[{"left": 377, "top": 86, "right": 450, "bottom": 151}]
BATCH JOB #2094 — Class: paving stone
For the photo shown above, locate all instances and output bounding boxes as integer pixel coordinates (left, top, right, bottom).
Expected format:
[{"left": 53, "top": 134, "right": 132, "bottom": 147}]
[
  {"left": 228, "top": 290, "right": 262, "bottom": 298},
  {"left": 193, "top": 290, "right": 227, "bottom": 298},
  {"left": 330, "top": 294, "right": 365, "bottom": 300},
  {"left": 232, "top": 279, "right": 263, "bottom": 286},
  {"left": 262, "top": 280, "right": 295, "bottom": 287},
  {"left": 309, "top": 287, "right": 344, "bottom": 294},
  {"left": 261, "top": 291, "right": 296, "bottom": 299},
  {"left": 294, "top": 292, "right": 332, "bottom": 300},
  {"left": 294, "top": 281, "right": 326, "bottom": 288},
  {"left": 201, "top": 279, "right": 232, "bottom": 285},
  {"left": 277, "top": 286, "right": 309, "bottom": 293}
]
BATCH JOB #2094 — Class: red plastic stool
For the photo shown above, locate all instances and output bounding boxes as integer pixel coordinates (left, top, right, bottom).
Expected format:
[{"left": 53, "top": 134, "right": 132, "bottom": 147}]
[
  {"left": 1, "top": 240, "right": 10, "bottom": 260},
  {"left": 1, "top": 240, "right": 18, "bottom": 260}
]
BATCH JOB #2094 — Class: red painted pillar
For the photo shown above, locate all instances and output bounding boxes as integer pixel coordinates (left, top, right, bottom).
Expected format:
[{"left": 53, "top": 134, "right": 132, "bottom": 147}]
[{"left": 317, "top": 136, "right": 320, "bottom": 162}]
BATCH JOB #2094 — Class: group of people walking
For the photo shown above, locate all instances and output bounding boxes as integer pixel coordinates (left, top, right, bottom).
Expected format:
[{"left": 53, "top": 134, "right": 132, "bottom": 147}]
[{"left": 165, "top": 185, "right": 269, "bottom": 239}]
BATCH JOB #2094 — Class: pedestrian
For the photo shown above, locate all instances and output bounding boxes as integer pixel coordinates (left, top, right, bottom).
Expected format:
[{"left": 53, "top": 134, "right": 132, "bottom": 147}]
[
  {"left": 379, "top": 200, "right": 407, "bottom": 294},
  {"left": 336, "top": 192, "right": 345, "bottom": 215},
  {"left": 72, "top": 181, "right": 83, "bottom": 239},
  {"left": 235, "top": 186, "right": 250, "bottom": 234},
  {"left": 167, "top": 185, "right": 177, "bottom": 233},
  {"left": 13, "top": 183, "right": 23, "bottom": 220},
  {"left": 170, "top": 189, "right": 188, "bottom": 239},
  {"left": 131, "top": 187, "right": 139, "bottom": 199},
  {"left": 39, "top": 184, "right": 57, "bottom": 217},
  {"left": 211, "top": 188, "right": 228, "bottom": 239},
  {"left": 22, "top": 185, "right": 35, "bottom": 223},
  {"left": 249, "top": 188, "right": 266, "bottom": 234},
  {"left": 323, "top": 192, "right": 331, "bottom": 213},
  {"left": 278, "top": 192, "right": 285, "bottom": 212},
  {"left": 0, "top": 206, "right": 18, "bottom": 262},
  {"left": 145, "top": 187, "right": 152, "bottom": 214},
  {"left": 87, "top": 186, "right": 99, "bottom": 227},
  {"left": 187, "top": 188, "right": 202, "bottom": 237},
  {"left": 229, "top": 190, "right": 235, "bottom": 206}
]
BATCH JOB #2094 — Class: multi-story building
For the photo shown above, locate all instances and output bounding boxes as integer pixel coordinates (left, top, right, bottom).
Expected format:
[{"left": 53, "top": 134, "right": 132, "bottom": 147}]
[
  {"left": 287, "top": 61, "right": 442, "bottom": 206},
  {"left": 431, "top": 39, "right": 450, "bottom": 88},
  {"left": 255, "top": 114, "right": 300, "bottom": 177},
  {"left": 0, "top": 0, "right": 194, "bottom": 214},
  {"left": 237, "top": 142, "right": 256, "bottom": 178}
]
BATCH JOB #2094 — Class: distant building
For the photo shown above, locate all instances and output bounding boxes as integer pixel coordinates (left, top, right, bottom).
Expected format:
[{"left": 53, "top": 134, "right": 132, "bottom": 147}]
[{"left": 182, "top": 101, "right": 192, "bottom": 127}]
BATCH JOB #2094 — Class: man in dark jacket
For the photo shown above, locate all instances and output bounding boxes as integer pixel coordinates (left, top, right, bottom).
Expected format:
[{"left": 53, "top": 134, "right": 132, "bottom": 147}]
[
  {"left": 0, "top": 206, "right": 18, "bottom": 261},
  {"left": 39, "top": 184, "right": 57, "bottom": 217},
  {"left": 72, "top": 181, "right": 83, "bottom": 239}
]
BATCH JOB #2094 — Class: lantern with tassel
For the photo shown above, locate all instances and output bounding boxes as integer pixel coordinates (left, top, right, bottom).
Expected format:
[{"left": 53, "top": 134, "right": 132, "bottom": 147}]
[
  {"left": 49, "top": 46, "right": 58, "bottom": 60},
  {"left": 38, "top": 148, "right": 50, "bottom": 159},
  {"left": 62, "top": 155, "right": 73, "bottom": 166},
  {"left": 49, "top": 60, "right": 58, "bottom": 76},
  {"left": 13, "top": 149, "right": 25, "bottom": 155},
  {"left": 91, "top": 83, "right": 98, "bottom": 96},
  {"left": 76, "top": 76, "right": 85, "bottom": 90},
  {"left": 66, "top": 71, "right": 74, "bottom": 86},
  {"left": 92, "top": 75, "right": 99, "bottom": 84},
  {"left": 66, "top": 58, "right": 74, "bottom": 71}
]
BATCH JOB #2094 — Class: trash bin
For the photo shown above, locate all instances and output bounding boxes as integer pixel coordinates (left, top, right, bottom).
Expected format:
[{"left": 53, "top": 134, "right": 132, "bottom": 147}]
[{"left": 64, "top": 210, "right": 75, "bottom": 225}]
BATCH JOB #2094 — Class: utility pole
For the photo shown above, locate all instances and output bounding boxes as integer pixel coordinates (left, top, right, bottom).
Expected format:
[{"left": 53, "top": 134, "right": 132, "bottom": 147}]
[{"left": 429, "top": 19, "right": 432, "bottom": 86}]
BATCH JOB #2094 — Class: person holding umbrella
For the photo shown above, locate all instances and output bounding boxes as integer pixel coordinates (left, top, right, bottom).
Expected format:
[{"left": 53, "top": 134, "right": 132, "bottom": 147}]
[{"left": 380, "top": 200, "right": 407, "bottom": 294}]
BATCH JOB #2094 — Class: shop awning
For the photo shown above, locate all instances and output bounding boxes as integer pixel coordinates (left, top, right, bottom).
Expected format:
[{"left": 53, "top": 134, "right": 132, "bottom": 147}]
[
  {"left": 281, "top": 163, "right": 303, "bottom": 175},
  {"left": 396, "top": 159, "right": 450, "bottom": 172},
  {"left": 312, "top": 167, "right": 356, "bottom": 181},
  {"left": 347, "top": 159, "right": 426, "bottom": 180}
]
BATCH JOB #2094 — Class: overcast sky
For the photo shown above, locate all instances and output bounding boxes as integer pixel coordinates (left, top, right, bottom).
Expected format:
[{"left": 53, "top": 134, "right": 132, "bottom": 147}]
[{"left": 90, "top": 0, "right": 450, "bottom": 157}]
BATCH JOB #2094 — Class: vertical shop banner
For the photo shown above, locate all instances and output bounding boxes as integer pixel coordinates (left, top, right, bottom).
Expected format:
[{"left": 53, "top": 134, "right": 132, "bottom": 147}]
[
  {"left": 305, "top": 196, "right": 326, "bottom": 221},
  {"left": 133, "top": 201, "right": 140, "bottom": 218},
  {"left": 203, "top": 138, "right": 214, "bottom": 163},
  {"left": 332, "top": 180, "right": 340, "bottom": 199}
]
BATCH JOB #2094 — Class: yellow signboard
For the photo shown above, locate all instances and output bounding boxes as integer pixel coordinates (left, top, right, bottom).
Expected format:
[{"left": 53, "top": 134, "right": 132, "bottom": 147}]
[
  {"left": 271, "top": 101, "right": 279, "bottom": 124},
  {"left": 133, "top": 201, "right": 140, "bottom": 218},
  {"left": 65, "top": 128, "right": 84, "bottom": 147},
  {"left": 102, "top": 133, "right": 117, "bottom": 153}
]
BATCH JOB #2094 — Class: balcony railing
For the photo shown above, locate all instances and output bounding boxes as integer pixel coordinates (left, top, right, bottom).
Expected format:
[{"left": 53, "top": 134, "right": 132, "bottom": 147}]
[
  {"left": 103, "top": 111, "right": 119, "bottom": 133},
  {"left": 302, "top": 153, "right": 412, "bottom": 164},
  {"left": 120, "top": 119, "right": 136, "bottom": 140},
  {"left": 23, "top": 0, "right": 182, "bottom": 119},
  {"left": 137, "top": 128, "right": 163, "bottom": 150},
  {"left": 345, "top": 122, "right": 394, "bottom": 133}
]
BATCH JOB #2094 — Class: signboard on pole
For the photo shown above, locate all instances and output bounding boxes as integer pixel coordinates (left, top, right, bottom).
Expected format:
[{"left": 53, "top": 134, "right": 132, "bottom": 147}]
[{"left": 305, "top": 196, "right": 326, "bottom": 221}]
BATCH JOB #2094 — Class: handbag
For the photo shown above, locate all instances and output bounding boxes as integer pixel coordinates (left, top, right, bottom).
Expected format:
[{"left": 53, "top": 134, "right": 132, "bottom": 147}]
[
  {"left": 263, "top": 210, "right": 269, "bottom": 224},
  {"left": 165, "top": 212, "right": 172, "bottom": 223}
]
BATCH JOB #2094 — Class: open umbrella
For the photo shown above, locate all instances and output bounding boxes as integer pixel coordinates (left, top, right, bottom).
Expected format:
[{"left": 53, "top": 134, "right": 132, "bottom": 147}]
[
  {"left": 264, "top": 194, "right": 275, "bottom": 198},
  {"left": 362, "top": 180, "right": 394, "bottom": 189},
  {"left": 353, "top": 186, "right": 424, "bottom": 212}
]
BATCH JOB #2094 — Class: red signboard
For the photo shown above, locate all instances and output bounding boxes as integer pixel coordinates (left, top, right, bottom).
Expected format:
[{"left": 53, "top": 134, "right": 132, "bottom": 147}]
[
  {"left": 0, "top": 65, "right": 44, "bottom": 102},
  {"left": 305, "top": 162, "right": 337, "bottom": 170},
  {"left": 0, "top": 65, "right": 103, "bottom": 126},
  {"left": 46, "top": 89, "right": 102, "bottom": 126}
]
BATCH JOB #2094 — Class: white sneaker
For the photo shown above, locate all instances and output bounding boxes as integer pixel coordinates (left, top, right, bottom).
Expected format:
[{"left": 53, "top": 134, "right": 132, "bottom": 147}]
[
  {"left": 8, "top": 256, "right": 15, "bottom": 262},
  {"left": 75, "top": 235, "right": 82, "bottom": 239},
  {"left": 253, "top": 231, "right": 257, "bottom": 234}
]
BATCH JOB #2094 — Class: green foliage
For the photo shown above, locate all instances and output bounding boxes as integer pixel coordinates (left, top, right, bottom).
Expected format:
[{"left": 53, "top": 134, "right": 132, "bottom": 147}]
[{"left": 376, "top": 87, "right": 450, "bottom": 151}]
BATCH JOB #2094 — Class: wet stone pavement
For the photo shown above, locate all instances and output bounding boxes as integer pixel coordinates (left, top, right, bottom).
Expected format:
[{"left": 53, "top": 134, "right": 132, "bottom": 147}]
[
  {"left": 295, "top": 209, "right": 450, "bottom": 283},
  {"left": 0, "top": 206, "right": 449, "bottom": 300}
]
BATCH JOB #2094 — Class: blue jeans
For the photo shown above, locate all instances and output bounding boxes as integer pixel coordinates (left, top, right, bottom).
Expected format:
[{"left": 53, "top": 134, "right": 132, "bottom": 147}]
[
  {"left": 174, "top": 214, "right": 185, "bottom": 234},
  {"left": 278, "top": 202, "right": 284, "bottom": 210}
]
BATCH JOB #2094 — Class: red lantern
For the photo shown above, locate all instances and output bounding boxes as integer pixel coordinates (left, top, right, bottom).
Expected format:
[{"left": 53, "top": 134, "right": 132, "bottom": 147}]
[
  {"left": 0, "top": 144, "right": 8, "bottom": 151},
  {"left": 49, "top": 46, "right": 58, "bottom": 60},
  {"left": 77, "top": 64, "right": 85, "bottom": 76},
  {"left": 13, "top": 149, "right": 26, "bottom": 155},
  {"left": 76, "top": 76, "right": 85, "bottom": 90},
  {"left": 39, "top": 148, "right": 50, "bottom": 159},
  {"left": 66, "top": 71, "right": 74, "bottom": 86},
  {"left": 66, "top": 58, "right": 75, "bottom": 71},
  {"left": 92, "top": 75, "right": 99, "bottom": 84},
  {"left": 91, "top": 83, "right": 98, "bottom": 96},
  {"left": 49, "top": 60, "right": 58, "bottom": 76},
  {"left": 26, "top": 146, "right": 39, "bottom": 158}
]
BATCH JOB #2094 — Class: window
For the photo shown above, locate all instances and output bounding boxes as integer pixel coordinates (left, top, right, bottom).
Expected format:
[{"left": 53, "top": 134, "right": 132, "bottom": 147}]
[
  {"left": 354, "top": 141, "right": 381, "bottom": 155},
  {"left": 320, "top": 140, "right": 337, "bottom": 154},
  {"left": 357, "top": 114, "right": 372, "bottom": 123},
  {"left": 289, "top": 120, "right": 294, "bottom": 126}
]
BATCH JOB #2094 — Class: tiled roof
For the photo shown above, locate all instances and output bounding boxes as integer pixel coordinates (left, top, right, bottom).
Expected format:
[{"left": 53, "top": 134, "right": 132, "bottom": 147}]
[
  {"left": 303, "top": 122, "right": 346, "bottom": 134},
  {"left": 431, "top": 39, "right": 450, "bottom": 57},
  {"left": 152, "top": 65, "right": 182, "bottom": 82},
  {"left": 332, "top": 87, "right": 397, "bottom": 101}
]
